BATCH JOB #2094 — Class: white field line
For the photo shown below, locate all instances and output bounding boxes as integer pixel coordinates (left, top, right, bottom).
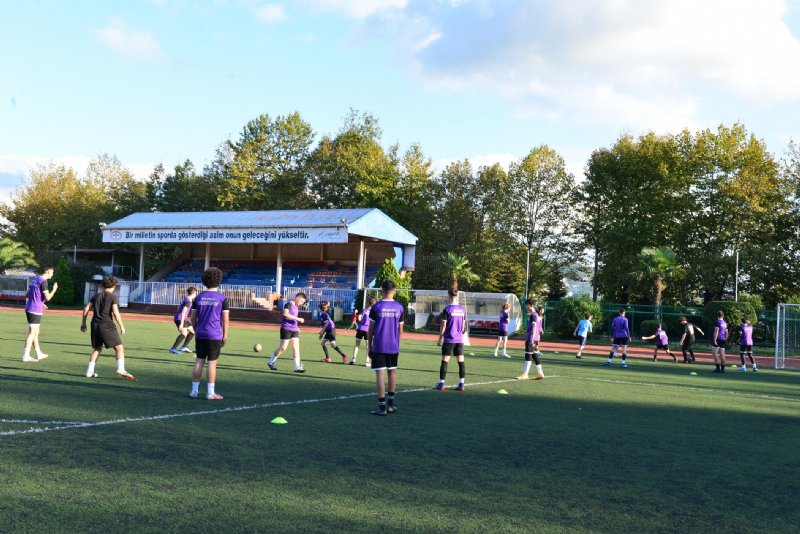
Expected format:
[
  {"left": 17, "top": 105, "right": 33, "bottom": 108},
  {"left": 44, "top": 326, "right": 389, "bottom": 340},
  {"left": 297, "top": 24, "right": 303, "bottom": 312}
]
[
  {"left": 0, "top": 419, "right": 85, "bottom": 425},
  {"left": 0, "top": 378, "right": 520, "bottom": 437},
  {"left": 2, "top": 374, "right": 797, "bottom": 438}
]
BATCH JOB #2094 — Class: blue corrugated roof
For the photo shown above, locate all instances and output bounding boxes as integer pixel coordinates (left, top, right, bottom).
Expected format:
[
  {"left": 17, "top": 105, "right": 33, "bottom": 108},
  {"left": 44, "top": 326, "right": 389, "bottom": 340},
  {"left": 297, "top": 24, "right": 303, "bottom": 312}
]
[{"left": 103, "top": 208, "right": 417, "bottom": 245}]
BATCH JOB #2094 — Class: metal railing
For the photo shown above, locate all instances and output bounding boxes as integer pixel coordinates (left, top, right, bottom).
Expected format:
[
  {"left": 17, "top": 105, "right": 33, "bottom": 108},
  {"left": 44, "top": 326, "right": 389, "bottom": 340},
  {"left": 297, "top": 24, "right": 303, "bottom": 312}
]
[
  {"left": 125, "top": 281, "right": 274, "bottom": 310},
  {"left": 282, "top": 286, "right": 359, "bottom": 315}
]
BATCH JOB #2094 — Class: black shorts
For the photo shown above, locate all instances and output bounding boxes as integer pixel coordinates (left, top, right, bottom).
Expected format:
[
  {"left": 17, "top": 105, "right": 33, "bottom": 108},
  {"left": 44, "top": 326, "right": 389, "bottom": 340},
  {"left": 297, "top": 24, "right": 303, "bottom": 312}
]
[
  {"left": 577, "top": 335, "right": 587, "bottom": 346},
  {"left": 682, "top": 336, "right": 695, "bottom": 347},
  {"left": 441, "top": 342, "right": 464, "bottom": 357},
  {"left": 612, "top": 337, "right": 628, "bottom": 346},
  {"left": 91, "top": 321, "right": 122, "bottom": 349},
  {"left": 174, "top": 318, "right": 191, "bottom": 329},
  {"left": 713, "top": 338, "right": 726, "bottom": 348},
  {"left": 656, "top": 343, "right": 669, "bottom": 350},
  {"left": 525, "top": 340, "right": 539, "bottom": 353},
  {"left": 322, "top": 329, "right": 336, "bottom": 342},
  {"left": 355, "top": 330, "right": 368, "bottom": 340},
  {"left": 196, "top": 339, "right": 223, "bottom": 361},
  {"left": 369, "top": 352, "right": 399, "bottom": 371},
  {"left": 497, "top": 329, "right": 508, "bottom": 338},
  {"left": 25, "top": 312, "right": 42, "bottom": 326},
  {"left": 280, "top": 328, "right": 300, "bottom": 340},
  {"left": 740, "top": 344, "right": 753, "bottom": 352}
]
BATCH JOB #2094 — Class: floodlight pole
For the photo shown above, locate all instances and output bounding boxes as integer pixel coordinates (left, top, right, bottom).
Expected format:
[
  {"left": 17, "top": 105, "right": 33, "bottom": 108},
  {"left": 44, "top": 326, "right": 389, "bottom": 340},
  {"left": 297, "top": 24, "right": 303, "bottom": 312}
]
[
  {"left": 524, "top": 243, "right": 531, "bottom": 301},
  {"left": 735, "top": 249, "right": 739, "bottom": 302}
]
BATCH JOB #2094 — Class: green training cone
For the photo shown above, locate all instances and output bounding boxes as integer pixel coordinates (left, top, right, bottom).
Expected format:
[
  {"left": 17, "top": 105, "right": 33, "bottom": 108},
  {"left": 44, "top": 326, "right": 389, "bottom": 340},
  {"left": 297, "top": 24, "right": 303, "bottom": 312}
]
[
  {"left": 497, "top": 389, "right": 509, "bottom": 395},
  {"left": 690, "top": 372, "right": 698, "bottom": 376},
  {"left": 271, "top": 417, "right": 288, "bottom": 424}
]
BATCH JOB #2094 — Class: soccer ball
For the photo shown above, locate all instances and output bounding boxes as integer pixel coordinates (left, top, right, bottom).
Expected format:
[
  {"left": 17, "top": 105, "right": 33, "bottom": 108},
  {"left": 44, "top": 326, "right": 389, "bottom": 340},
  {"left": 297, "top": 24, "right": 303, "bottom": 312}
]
[{"left": 253, "top": 343, "right": 262, "bottom": 353}]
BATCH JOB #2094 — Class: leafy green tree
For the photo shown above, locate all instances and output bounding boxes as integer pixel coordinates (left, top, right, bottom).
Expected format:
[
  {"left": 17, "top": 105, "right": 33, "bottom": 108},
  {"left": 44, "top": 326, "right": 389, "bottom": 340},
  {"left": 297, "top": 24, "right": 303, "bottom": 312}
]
[
  {"left": 147, "top": 161, "right": 219, "bottom": 212},
  {"left": 0, "top": 237, "right": 38, "bottom": 273},
  {"left": 49, "top": 256, "right": 75, "bottom": 305},
  {"left": 628, "top": 247, "right": 685, "bottom": 307},
  {"left": 553, "top": 296, "right": 604, "bottom": 337},
  {"left": 444, "top": 252, "right": 479, "bottom": 291}
]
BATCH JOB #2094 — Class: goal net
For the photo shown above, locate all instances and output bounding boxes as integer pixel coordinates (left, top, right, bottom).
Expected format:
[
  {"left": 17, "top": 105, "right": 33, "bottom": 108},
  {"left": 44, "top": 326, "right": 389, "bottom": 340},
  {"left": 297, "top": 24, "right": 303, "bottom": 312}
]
[
  {"left": 362, "top": 288, "right": 469, "bottom": 337},
  {"left": 775, "top": 303, "right": 800, "bottom": 369}
]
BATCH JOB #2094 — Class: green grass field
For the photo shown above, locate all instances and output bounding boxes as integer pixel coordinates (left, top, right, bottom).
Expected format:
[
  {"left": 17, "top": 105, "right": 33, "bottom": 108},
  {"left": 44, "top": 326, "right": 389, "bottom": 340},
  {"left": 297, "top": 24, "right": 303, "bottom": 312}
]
[{"left": 1, "top": 310, "right": 798, "bottom": 533}]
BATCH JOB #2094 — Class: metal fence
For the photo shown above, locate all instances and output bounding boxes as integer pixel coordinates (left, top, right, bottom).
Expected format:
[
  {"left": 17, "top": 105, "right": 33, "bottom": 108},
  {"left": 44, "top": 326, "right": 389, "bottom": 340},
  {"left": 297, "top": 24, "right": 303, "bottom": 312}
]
[
  {"left": 282, "top": 286, "right": 359, "bottom": 317},
  {"left": 126, "top": 281, "right": 274, "bottom": 310}
]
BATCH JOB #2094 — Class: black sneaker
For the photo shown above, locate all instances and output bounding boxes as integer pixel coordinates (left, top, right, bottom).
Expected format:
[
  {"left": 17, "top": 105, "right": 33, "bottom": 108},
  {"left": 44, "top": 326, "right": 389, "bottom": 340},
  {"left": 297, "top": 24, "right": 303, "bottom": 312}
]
[
  {"left": 712, "top": 369, "right": 722, "bottom": 373},
  {"left": 267, "top": 362, "right": 277, "bottom": 371},
  {"left": 387, "top": 405, "right": 397, "bottom": 414},
  {"left": 370, "top": 409, "right": 387, "bottom": 416},
  {"left": 348, "top": 360, "right": 356, "bottom": 365}
]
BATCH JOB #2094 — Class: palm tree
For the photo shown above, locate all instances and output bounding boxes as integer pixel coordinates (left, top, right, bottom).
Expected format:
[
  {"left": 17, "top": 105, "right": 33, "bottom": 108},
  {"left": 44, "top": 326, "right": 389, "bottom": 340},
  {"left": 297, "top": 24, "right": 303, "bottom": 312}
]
[
  {"left": 0, "top": 238, "right": 38, "bottom": 273},
  {"left": 629, "top": 247, "right": 685, "bottom": 308},
  {"left": 444, "top": 252, "right": 479, "bottom": 291}
]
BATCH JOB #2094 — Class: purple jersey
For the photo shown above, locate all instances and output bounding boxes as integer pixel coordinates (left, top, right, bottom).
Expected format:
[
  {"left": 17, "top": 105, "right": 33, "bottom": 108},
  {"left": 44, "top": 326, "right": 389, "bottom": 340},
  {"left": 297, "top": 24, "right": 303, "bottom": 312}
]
[
  {"left": 357, "top": 306, "right": 372, "bottom": 332},
  {"left": 192, "top": 290, "right": 228, "bottom": 340},
  {"left": 739, "top": 324, "right": 753, "bottom": 345},
  {"left": 525, "top": 311, "right": 538, "bottom": 342},
  {"left": 441, "top": 304, "right": 466, "bottom": 344},
  {"left": 369, "top": 300, "right": 404, "bottom": 354},
  {"left": 174, "top": 296, "right": 192, "bottom": 322},
  {"left": 320, "top": 310, "right": 334, "bottom": 332},
  {"left": 281, "top": 302, "right": 300, "bottom": 332},
  {"left": 656, "top": 329, "right": 668, "bottom": 345},
  {"left": 499, "top": 310, "right": 509, "bottom": 333},
  {"left": 611, "top": 316, "right": 630, "bottom": 338},
  {"left": 25, "top": 275, "right": 48, "bottom": 314},
  {"left": 715, "top": 319, "right": 728, "bottom": 340}
]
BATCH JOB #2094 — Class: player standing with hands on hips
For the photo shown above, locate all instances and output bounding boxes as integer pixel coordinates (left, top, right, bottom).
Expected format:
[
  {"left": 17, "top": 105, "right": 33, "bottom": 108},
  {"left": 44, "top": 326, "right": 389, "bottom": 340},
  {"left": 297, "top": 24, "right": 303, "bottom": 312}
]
[
  {"left": 368, "top": 280, "right": 404, "bottom": 416},
  {"left": 434, "top": 288, "right": 468, "bottom": 391}
]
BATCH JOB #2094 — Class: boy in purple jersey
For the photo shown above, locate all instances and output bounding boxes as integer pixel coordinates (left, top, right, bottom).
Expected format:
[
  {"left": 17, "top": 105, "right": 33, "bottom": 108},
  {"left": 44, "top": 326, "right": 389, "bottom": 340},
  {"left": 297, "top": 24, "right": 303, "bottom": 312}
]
[
  {"left": 351, "top": 298, "right": 375, "bottom": 366},
  {"left": 22, "top": 266, "right": 58, "bottom": 362},
  {"left": 711, "top": 310, "right": 728, "bottom": 373},
  {"left": 318, "top": 301, "right": 349, "bottom": 363},
  {"left": 169, "top": 287, "right": 197, "bottom": 354},
  {"left": 189, "top": 268, "right": 229, "bottom": 400},
  {"left": 367, "top": 280, "right": 404, "bottom": 416},
  {"left": 516, "top": 300, "right": 545, "bottom": 380},
  {"left": 735, "top": 317, "right": 759, "bottom": 372},
  {"left": 268, "top": 292, "right": 307, "bottom": 373},
  {"left": 493, "top": 303, "right": 511, "bottom": 358},
  {"left": 434, "top": 289, "right": 468, "bottom": 391},
  {"left": 641, "top": 323, "right": 677, "bottom": 362},
  {"left": 604, "top": 308, "right": 631, "bottom": 368},
  {"left": 81, "top": 276, "right": 135, "bottom": 380}
]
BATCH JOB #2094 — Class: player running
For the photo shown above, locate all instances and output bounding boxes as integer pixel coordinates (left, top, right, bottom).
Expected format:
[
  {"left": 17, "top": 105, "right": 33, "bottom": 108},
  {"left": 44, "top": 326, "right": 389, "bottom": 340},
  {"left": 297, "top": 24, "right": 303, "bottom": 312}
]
[
  {"left": 604, "top": 308, "right": 631, "bottom": 368},
  {"left": 516, "top": 300, "right": 545, "bottom": 380},
  {"left": 81, "top": 276, "right": 135, "bottom": 380},
  {"left": 267, "top": 292, "right": 308, "bottom": 373},
  {"left": 368, "top": 280, "right": 404, "bottom": 416},
  {"left": 434, "top": 289, "right": 468, "bottom": 391},
  {"left": 189, "top": 267, "right": 229, "bottom": 400},
  {"left": 351, "top": 298, "right": 375, "bottom": 366},
  {"left": 677, "top": 316, "right": 704, "bottom": 363},
  {"left": 573, "top": 312, "right": 593, "bottom": 359},
  {"left": 318, "top": 301, "right": 349, "bottom": 363},
  {"left": 169, "top": 287, "right": 196, "bottom": 354},
  {"left": 22, "top": 266, "right": 58, "bottom": 362},
  {"left": 711, "top": 310, "right": 728, "bottom": 373},
  {"left": 493, "top": 303, "right": 511, "bottom": 358},
  {"left": 736, "top": 317, "right": 759, "bottom": 372},
  {"left": 642, "top": 323, "right": 677, "bottom": 362}
]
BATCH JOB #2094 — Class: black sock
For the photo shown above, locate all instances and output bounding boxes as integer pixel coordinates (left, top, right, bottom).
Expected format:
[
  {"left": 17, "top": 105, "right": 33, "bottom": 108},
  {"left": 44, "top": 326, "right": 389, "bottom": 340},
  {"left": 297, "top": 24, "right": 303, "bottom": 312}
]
[
  {"left": 439, "top": 361, "right": 448, "bottom": 380},
  {"left": 715, "top": 363, "right": 721, "bottom": 370},
  {"left": 171, "top": 334, "right": 185, "bottom": 350},
  {"left": 748, "top": 353, "right": 755, "bottom": 365},
  {"left": 721, "top": 364, "right": 726, "bottom": 372},
  {"left": 184, "top": 332, "right": 194, "bottom": 346},
  {"left": 740, "top": 354, "right": 746, "bottom": 366},
  {"left": 458, "top": 361, "right": 465, "bottom": 379},
  {"left": 334, "top": 345, "right": 346, "bottom": 356},
  {"left": 387, "top": 392, "right": 395, "bottom": 406},
  {"left": 322, "top": 345, "right": 330, "bottom": 358},
  {"left": 378, "top": 397, "right": 386, "bottom": 410}
]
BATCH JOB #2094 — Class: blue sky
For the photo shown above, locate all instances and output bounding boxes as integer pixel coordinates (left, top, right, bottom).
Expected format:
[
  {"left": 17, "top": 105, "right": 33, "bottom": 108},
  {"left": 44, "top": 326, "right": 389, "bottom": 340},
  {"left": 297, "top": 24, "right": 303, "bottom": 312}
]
[{"left": 2, "top": 0, "right": 800, "bottom": 201}]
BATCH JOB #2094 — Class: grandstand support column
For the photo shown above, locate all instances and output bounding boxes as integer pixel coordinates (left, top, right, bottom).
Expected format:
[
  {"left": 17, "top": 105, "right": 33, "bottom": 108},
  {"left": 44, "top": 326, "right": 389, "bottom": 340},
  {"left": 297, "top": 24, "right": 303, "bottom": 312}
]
[
  {"left": 204, "top": 243, "right": 211, "bottom": 270},
  {"left": 357, "top": 240, "right": 365, "bottom": 289},
  {"left": 138, "top": 243, "right": 144, "bottom": 285},
  {"left": 276, "top": 244, "right": 283, "bottom": 295}
]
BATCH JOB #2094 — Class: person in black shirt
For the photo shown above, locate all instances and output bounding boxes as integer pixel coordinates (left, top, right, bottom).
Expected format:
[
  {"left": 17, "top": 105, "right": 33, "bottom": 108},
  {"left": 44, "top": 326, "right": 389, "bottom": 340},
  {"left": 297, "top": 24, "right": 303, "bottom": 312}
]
[{"left": 80, "top": 276, "right": 135, "bottom": 380}]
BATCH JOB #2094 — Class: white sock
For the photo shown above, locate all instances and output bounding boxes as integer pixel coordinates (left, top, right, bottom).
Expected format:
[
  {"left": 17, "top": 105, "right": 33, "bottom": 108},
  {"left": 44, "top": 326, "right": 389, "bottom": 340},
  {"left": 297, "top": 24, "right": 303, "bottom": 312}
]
[
  {"left": 191, "top": 381, "right": 200, "bottom": 394},
  {"left": 535, "top": 364, "right": 543, "bottom": 374},
  {"left": 207, "top": 383, "right": 215, "bottom": 396},
  {"left": 459, "top": 377, "right": 465, "bottom": 385},
  {"left": 493, "top": 351, "right": 498, "bottom": 356},
  {"left": 523, "top": 361, "right": 532, "bottom": 374},
  {"left": 35, "top": 347, "right": 45, "bottom": 356},
  {"left": 23, "top": 348, "right": 30, "bottom": 357},
  {"left": 438, "top": 379, "right": 445, "bottom": 385},
  {"left": 294, "top": 356, "right": 302, "bottom": 369},
  {"left": 269, "top": 354, "right": 278, "bottom": 364},
  {"left": 86, "top": 362, "right": 96, "bottom": 376},
  {"left": 116, "top": 358, "right": 125, "bottom": 372}
]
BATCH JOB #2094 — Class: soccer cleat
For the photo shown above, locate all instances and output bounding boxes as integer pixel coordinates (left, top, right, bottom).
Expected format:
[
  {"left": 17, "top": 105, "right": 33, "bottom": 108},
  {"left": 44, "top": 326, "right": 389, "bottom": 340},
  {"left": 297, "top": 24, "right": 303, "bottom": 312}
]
[
  {"left": 621, "top": 362, "right": 628, "bottom": 369},
  {"left": 206, "top": 393, "right": 224, "bottom": 400},
  {"left": 370, "top": 409, "right": 387, "bottom": 416},
  {"left": 22, "top": 355, "right": 38, "bottom": 362},
  {"left": 169, "top": 348, "right": 181, "bottom": 354},
  {"left": 739, "top": 366, "right": 746, "bottom": 372},
  {"left": 603, "top": 361, "right": 611, "bottom": 367},
  {"left": 341, "top": 355, "right": 349, "bottom": 364},
  {"left": 293, "top": 367, "right": 307, "bottom": 373},
  {"left": 712, "top": 368, "right": 722, "bottom": 373},
  {"left": 515, "top": 374, "right": 529, "bottom": 380},
  {"left": 433, "top": 382, "right": 446, "bottom": 391},
  {"left": 180, "top": 346, "right": 193, "bottom": 353},
  {"left": 533, "top": 372, "right": 545, "bottom": 380},
  {"left": 86, "top": 372, "right": 98, "bottom": 378},
  {"left": 116, "top": 370, "right": 136, "bottom": 381},
  {"left": 493, "top": 353, "right": 498, "bottom": 358},
  {"left": 576, "top": 355, "right": 582, "bottom": 359},
  {"left": 752, "top": 367, "right": 758, "bottom": 373},
  {"left": 321, "top": 357, "right": 332, "bottom": 363},
  {"left": 652, "top": 356, "right": 657, "bottom": 362},
  {"left": 349, "top": 359, "right": 356, "bottom": 365},
  {"left": 503, "top": 353, "right": 511, "bottom": 359},
  {"left": 672, "top": 354, "right": 677, "bottom": 362},
  {"left": 36, "top": 353, "right": 48, "bottom": 360},
  {"left": 267, "top": 361, "right": 277, "bottom": 370},
  {"left": 189, "top": 391, "right": 198, "bottom": 399},
  {"left": 454, "top": 383, "right": 465, "bottom": 392},
  {"left": 386, "top": 404, "right": 397, "bottom": 414}
]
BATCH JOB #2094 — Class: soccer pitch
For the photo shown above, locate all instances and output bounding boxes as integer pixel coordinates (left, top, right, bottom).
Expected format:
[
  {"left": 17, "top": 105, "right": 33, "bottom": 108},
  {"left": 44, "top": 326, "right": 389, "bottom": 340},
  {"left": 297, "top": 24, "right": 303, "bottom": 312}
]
[{"left": 1, "top": 310, "right": 798, "bottom": 533}]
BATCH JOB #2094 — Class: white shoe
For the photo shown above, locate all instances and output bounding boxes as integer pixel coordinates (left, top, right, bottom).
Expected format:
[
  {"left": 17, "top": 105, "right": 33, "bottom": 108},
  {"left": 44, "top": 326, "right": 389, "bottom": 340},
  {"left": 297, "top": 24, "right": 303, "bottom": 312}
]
[
  {"left": 502, "top": 353, "right": 511, "bottom": 358},
  {"left": 493, "top": 353, "right": 498, "bottom": 358},
  {"left": 180, "top": 346, "right": 193, "bottom": 353},
  {"left": 86, "top": 372, "right": 98, "bottom": 378},
  {"left": 36, "top": 353, "right": 48, "bottom": 360},
  {"left": 22, "top": 355, "right": 38, "bottom": 362}
]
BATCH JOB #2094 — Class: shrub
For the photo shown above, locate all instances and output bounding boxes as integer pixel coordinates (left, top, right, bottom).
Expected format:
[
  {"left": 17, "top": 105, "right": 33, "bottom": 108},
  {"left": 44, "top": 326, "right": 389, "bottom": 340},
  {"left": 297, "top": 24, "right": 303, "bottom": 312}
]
[
  {"left": 49, "top": 257, "right": 76, "bottom": 305},
  {"left": 703, "top": 301, "right": 757, "bottom": 335},
  {"left": 737, "top": 292, "right": 765, "bottom": 317},
  {"left": 640, "top": 319, "right": 660, "bottom": 337},
  {"left": 553, "top": 295, "right": 603, "bottom": 338}
]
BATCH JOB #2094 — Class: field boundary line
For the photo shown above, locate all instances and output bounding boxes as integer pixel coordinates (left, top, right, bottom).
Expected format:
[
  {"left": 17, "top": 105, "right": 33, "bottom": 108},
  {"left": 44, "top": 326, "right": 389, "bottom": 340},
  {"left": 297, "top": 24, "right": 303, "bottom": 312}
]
[{"left": 0, "top": 378, "right": 520, "bottom": 438}]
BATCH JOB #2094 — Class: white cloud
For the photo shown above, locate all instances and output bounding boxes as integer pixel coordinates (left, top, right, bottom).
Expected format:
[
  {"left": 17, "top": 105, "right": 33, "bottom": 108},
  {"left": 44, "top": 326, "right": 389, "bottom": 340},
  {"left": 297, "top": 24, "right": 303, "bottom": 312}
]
[
  {"left": 254, "top": 3, "right": 287, "bottom": 22},
  {"left": 92, "top": 17, "right": 163, "bottom": 61},
  {"left": 303, "top": 0, "right": 407, "bottom": 19}
]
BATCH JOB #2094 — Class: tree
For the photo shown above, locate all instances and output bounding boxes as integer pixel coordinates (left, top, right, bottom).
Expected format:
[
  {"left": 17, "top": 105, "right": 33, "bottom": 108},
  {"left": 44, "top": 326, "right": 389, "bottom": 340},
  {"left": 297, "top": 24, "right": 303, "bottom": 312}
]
[
  {"left": 0, "top": 237, "right": 38, "bottom": 273},
  {"left": 147, "top": 160, "right": 219, "bottom": 212},
  {"left": 49, "top": 256, "right": 75, "bottom": 305},
  {"left": 444, "top": 252, "right": 479, "bottom": 291},
  {"left": 628, "top": 247, "right": 685, "bottom": 307}
]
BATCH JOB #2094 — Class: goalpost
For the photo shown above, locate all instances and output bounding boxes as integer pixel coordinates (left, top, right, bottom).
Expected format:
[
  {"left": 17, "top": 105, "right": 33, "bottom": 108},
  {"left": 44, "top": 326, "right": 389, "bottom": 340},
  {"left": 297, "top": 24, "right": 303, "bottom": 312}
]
[
  {"left": 774, "top": 303, "right": 800, "bottom": 369},
  {"left": 362, "top": 288, "right": 470, "bottom": 336}
]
